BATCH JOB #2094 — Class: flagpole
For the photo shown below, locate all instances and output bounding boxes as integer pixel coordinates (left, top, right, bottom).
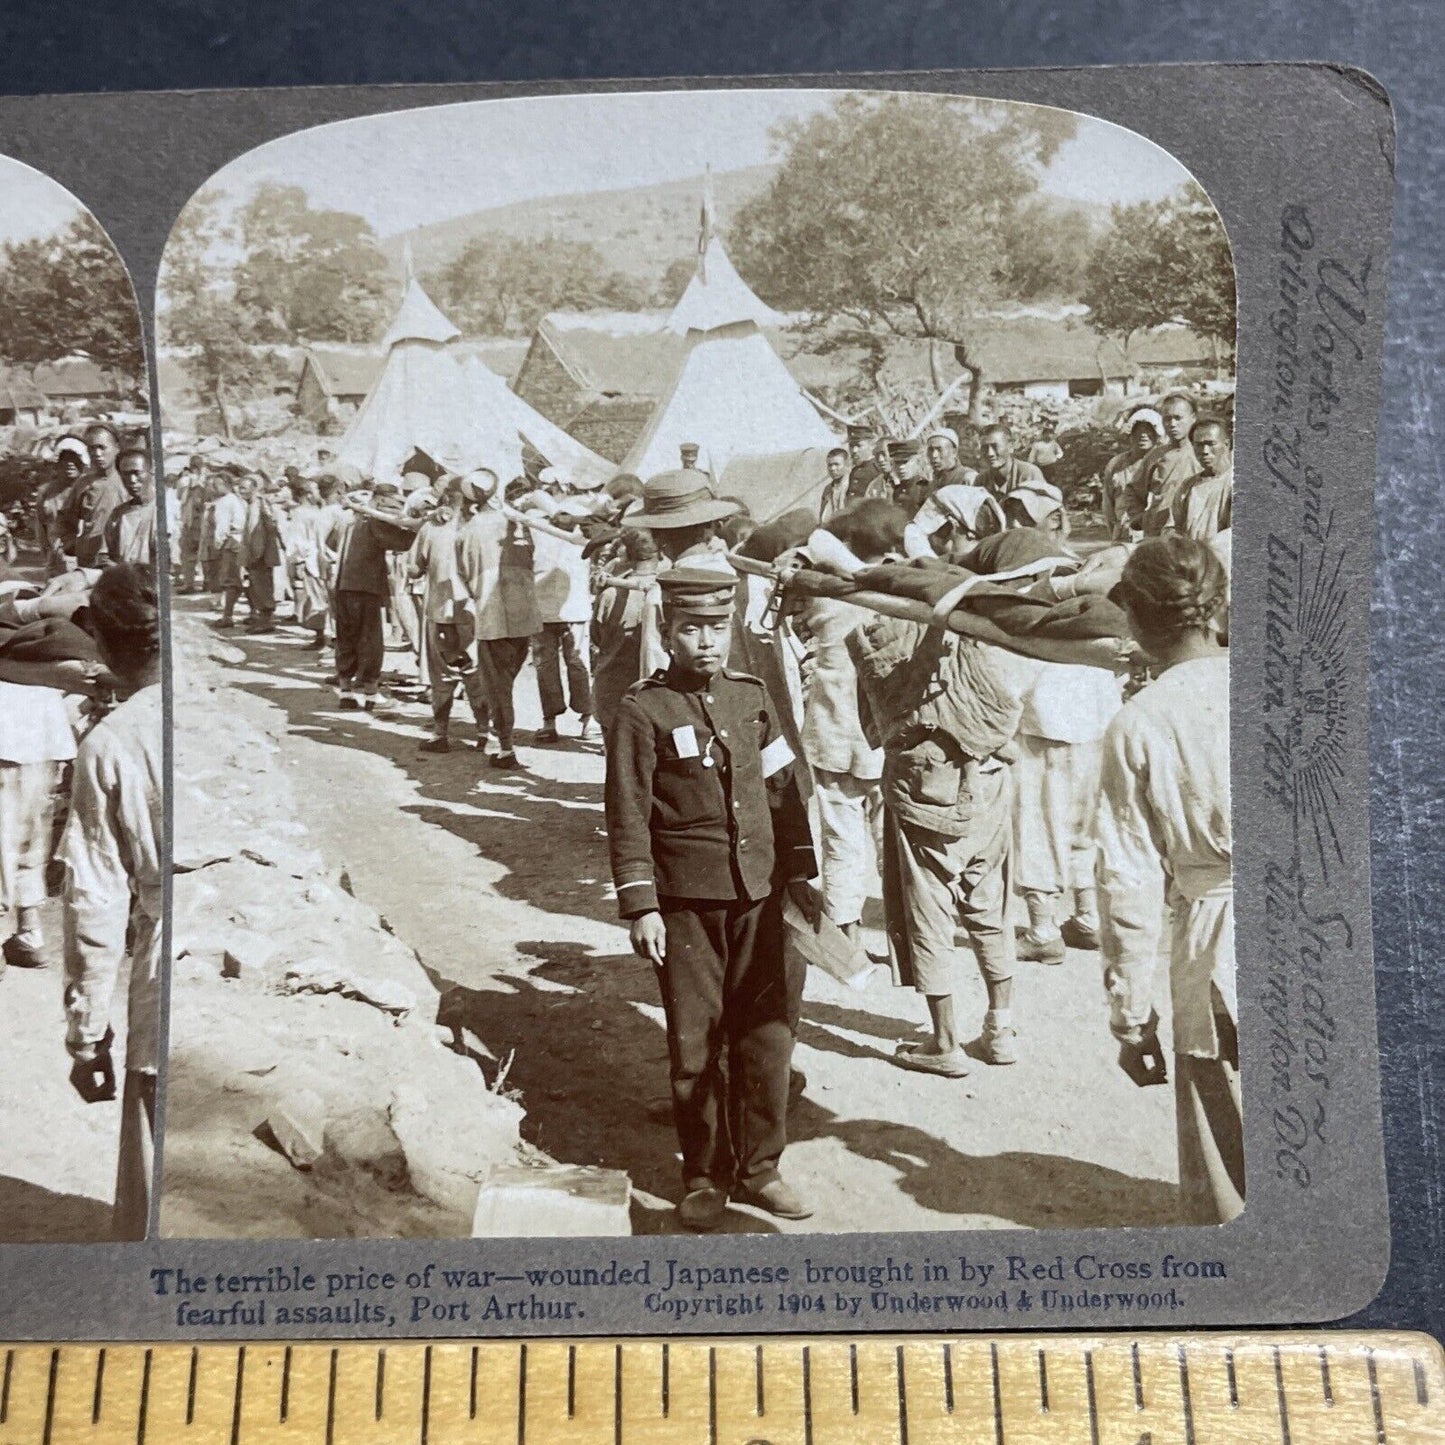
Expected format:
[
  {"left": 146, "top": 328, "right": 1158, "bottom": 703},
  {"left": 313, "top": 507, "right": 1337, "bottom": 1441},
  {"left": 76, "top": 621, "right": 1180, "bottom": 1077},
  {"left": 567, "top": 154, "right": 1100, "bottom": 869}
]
[{"left": 698, "top": 164, "right": 714, "bottom": 283}]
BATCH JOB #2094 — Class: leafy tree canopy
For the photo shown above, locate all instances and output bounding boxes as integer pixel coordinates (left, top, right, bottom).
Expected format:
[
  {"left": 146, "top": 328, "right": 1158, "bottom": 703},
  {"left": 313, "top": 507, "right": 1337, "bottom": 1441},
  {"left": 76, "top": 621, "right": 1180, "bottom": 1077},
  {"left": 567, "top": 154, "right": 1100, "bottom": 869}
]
[
  {"left": 0, "top": 213, "right": 144, "bottom": 379},
  {"left": 1083, "top": 182, "right": 1235, "bottom": 350},
  {"left": 728, "top": 93, "right": 1077, "bottom": 415},
  {"left": 1003, "top": 198, "right": 1100, "bottom": 302},
  {"left": 232, "top": 183, "right": 395, "bottom": 345},
  {"left": 159, "top": 185, "right": 396, "bottom": 414},
  {"left": 158, "top": 188, "right": 282, "bottom": 415},
  {"left": 424, "top": 234, "right": 649, "bottom": 337}
]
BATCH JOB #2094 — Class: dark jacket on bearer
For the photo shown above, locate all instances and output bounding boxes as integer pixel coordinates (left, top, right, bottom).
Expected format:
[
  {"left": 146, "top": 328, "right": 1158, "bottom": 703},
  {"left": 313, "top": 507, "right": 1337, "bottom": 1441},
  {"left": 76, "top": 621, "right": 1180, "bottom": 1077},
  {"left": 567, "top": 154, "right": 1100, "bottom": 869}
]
[
  {"left": 330, "top": 511, "right": 417, "bottom": 596},
  {"left": 849, "top": 617, "right": 1023, "bottom": 837},
  {"left": 605, "top": 664, "right": 817, "bottom": 919}
]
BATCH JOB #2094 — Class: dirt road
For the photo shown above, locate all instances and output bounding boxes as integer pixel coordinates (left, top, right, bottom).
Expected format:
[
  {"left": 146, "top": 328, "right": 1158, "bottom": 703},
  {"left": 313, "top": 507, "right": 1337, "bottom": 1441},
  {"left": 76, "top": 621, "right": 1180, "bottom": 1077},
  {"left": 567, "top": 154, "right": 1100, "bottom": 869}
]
[
  {"left": 0, "top": 896, "right": 127, "bottom": 1241},
  {"left": 185, "top": 603, "right": 1184, "bottom": 1237}
]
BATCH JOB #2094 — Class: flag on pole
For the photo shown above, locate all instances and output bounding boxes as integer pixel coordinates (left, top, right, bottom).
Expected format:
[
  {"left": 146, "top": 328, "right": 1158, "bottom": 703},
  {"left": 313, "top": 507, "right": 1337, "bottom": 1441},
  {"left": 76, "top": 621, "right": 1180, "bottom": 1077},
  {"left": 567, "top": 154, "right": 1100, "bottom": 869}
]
[{"left": 697, "top": 166, "right": 714, "bottom": 283}]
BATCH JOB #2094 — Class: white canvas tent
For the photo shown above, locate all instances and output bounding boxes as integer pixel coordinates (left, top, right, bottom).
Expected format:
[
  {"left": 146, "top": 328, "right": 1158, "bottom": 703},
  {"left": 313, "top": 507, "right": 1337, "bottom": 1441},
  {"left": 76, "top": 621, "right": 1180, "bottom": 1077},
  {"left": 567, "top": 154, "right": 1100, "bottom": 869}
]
[
  {"left": 666, "top": 236, "right": 786, "bottom": 336},
  {"left": 381, "top": 275, "right": 459, "bottom": 348},
  {"left": 665, "top": 168, "right": 786, "bottom": 336},
  {"left": 630, "top": 183, "right": 835, "bottom": 490},
  {"left": 717, "top": 446, "right": 834, "bottom": 522},
  {"left": 621, "top": 318, "right": 837, "bottom": 485},
  {"left": 338, "top": 279, "right": 614, "bottom": 488}
]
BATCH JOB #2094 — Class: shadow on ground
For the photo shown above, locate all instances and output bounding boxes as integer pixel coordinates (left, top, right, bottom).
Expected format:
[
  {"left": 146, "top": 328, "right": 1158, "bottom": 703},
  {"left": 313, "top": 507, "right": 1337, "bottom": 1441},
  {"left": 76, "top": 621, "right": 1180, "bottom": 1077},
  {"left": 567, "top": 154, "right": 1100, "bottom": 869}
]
[
  {"left": 195, "top": 616, "right": 1182, "bottom": 1234},
  {"left": 0, "top": 1176, "right": 112, "bottom": 1243}
]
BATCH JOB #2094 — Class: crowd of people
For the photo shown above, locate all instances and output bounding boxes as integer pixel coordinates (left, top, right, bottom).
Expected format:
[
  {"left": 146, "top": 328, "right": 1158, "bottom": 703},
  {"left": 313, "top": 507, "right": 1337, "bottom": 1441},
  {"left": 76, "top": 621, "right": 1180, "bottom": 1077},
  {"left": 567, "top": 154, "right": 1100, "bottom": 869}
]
[
  {"left": 166, "top": 385, "right": 1236, "bottom": 1234},
  {"left": 1, "top": 420, "right": 164, "bottom": 1240}
]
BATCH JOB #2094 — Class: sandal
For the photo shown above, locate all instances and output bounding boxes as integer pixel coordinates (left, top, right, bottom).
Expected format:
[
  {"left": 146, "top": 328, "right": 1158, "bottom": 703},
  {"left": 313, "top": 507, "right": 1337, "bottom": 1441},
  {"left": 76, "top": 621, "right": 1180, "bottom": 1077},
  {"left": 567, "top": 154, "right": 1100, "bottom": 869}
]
[{"left": 893, "top": 1040, "right": 971, "bottom": 1078}]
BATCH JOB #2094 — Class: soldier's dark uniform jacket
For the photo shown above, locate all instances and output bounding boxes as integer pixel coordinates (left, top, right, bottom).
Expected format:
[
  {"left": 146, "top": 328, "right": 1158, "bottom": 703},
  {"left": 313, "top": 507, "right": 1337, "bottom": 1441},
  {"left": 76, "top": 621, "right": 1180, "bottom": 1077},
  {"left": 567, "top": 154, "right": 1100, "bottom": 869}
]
[
  {"left": 845, "top": 458, "right": 886, "bottom": 503},
  {"left": 605, "top": 664, "right": 816, "bottom": 916}
]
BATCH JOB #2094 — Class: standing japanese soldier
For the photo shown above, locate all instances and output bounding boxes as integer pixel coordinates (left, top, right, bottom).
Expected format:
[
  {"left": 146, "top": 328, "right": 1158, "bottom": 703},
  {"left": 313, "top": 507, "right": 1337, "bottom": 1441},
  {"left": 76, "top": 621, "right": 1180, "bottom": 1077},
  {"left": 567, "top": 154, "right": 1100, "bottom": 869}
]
[
  {"left": 844, "top": 422, "right": 885, "bottom": 500},
  {"left": 605, "top": 566, "right": 820, "bottom": 1232}
]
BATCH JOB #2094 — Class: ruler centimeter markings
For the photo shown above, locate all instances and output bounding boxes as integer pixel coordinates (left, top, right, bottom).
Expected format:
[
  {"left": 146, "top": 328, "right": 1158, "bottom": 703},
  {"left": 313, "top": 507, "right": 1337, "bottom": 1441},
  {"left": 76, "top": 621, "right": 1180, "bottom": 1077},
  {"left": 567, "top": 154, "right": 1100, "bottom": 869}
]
[{"left": 0, "top": 1332, "right": 1442, "bottom": 1443}]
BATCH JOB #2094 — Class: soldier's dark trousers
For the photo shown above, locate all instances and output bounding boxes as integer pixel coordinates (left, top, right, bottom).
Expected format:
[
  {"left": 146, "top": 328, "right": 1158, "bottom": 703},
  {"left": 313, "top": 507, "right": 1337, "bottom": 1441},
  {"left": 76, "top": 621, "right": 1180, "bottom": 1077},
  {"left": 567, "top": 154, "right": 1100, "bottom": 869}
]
[
  {"left": 476, "top": 636, "right": 531, "bottom": 751},
  {"left": 245, "top": 565, "right": 276, "bottom": 622},
  {"left": 533, "top": 621, "right": 593, "bottom": 720},
  {"left": 334, "top": 589, "right": 385, "bottom": 695},
  {"left": 654, "top": 893, "right": 804, "bottom": 1191}
]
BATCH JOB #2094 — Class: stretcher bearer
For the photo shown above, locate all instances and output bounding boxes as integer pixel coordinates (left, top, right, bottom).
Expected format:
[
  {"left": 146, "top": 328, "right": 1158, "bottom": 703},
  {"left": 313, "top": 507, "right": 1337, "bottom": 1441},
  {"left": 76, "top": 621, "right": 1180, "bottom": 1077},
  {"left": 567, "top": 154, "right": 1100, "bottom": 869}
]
[
  {"left": 590, "top": 528, "right": 660, "bottom": 739},
  {"left": 1013, "top": 659, "right": 1122, "bottom": 961},
  {"left": 1096, "top": 535, "right": 1241, "bottom": 1224},
  {"left": 0, "top": 679, "right": 75, "bottom": 972},
  {"left": 795, "top": 500, "right": 911, "bottom": 940},
  {"left": 1002, "top": 498, "right": 1122, "bottom": 961},
  {"left": 60, "top": 563, "right": 163, "bottom": 1241},
  {"left": 409, "top": 475, "right": 490, "bottom": 754},
  {"left": 605, "top": 567, "right": 819, "bottom": 1233},
  {"left": 453, "top": 470, "right": 539, "bottom": 769},
  {"left": 851, "top": 608, "right": 1026, "bottom": 1076}
]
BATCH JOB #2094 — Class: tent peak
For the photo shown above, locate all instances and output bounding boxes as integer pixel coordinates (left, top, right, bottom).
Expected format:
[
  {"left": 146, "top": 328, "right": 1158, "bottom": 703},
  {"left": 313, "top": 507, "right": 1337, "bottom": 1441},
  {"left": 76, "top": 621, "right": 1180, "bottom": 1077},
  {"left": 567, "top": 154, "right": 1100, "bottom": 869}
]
[
  {"left": 382, "top": 277, "right": 461, "bottom": 348},
  {"left": 665, "top": 178, "right": 784, "bottom": 336}
]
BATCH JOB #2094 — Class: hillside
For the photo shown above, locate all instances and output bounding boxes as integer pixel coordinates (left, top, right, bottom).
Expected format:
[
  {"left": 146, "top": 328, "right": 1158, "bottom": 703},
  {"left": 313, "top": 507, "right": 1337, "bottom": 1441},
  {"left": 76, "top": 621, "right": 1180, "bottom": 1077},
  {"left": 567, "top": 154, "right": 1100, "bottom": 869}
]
[{"left": 381, "top": 164, "right": 778, "bottom": 287}]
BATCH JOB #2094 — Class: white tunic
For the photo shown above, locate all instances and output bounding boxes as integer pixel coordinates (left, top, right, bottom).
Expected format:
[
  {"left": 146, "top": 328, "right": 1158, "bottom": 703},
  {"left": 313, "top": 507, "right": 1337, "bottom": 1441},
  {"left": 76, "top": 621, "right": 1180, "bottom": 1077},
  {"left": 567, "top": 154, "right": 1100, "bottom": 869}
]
[
  {"left": 1095, "top": 653, "right": 1233, "bottom": 1058},
  {"left": 1017, "top": 661, "right": 1123, "bottom": 744},
  {"left": 0, "top": 680, "right": 77, "bottom": 764},
  {"left": 62, "top": 684, "right": 163, "bottom": 1074}
]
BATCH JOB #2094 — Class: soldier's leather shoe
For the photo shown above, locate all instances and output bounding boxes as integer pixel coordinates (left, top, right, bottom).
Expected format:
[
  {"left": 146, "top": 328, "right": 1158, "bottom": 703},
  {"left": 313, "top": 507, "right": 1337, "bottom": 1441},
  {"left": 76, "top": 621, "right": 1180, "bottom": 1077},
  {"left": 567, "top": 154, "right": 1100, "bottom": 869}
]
[
  {"left": 734, "top": 1178, "right": 813, "bottom": 1220},
  {"left": 1060, "top": 917, "right": 1101, "bottom": 951},
  {"left": 2, "top": 932, "right": 46, "bottom": 970},
  {"left": 677, "top": 1186, "right": 728, "bottom": 1232}
]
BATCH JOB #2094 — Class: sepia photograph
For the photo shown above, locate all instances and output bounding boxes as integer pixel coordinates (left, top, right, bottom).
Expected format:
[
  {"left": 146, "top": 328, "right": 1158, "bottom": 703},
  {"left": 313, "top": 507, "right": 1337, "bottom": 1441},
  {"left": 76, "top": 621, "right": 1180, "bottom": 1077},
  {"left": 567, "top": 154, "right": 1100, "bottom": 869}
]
[
  {"left": 155, "top": 87, "right": 1237, "bottom": 1241},
  {"left": 0, "top": 155, "right": 162, "bottom": 1242}
]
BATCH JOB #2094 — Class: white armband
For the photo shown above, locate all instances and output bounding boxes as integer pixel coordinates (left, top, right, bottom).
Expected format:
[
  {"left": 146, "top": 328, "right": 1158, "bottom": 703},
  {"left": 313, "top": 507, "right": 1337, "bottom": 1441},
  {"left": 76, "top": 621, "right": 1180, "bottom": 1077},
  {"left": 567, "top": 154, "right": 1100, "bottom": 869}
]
[{"left": 760, "top": 735, "right": 795, "bottom": 779}]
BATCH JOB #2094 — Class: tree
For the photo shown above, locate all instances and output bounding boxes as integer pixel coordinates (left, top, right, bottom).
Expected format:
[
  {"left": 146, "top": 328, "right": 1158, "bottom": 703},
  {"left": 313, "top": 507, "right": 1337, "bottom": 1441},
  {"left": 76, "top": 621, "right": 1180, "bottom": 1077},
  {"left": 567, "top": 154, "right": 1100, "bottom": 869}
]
[
  {"left": 424, "top": 234, "right": 648, "bottom": 336},
  {"left": 729, "top": 93, "right": 1077, "bottom": 421},
  {"left": 1003, "top": 198, "right": 1099, "bottom": 301},
  {"left": 1082, "top": 182, "right": 1235, "bottom": 358},
  {"left": 0, "top": 213, "right": 144, "bottom": 380},
  {"left": 157, "top": 188, "right": 279, "bottom": 427},
  {"left": 231, "top": 183, "right": 395, "bottom": 344},
  {"left": 654, "top": 256, "right": 697, "bottom": 307}
]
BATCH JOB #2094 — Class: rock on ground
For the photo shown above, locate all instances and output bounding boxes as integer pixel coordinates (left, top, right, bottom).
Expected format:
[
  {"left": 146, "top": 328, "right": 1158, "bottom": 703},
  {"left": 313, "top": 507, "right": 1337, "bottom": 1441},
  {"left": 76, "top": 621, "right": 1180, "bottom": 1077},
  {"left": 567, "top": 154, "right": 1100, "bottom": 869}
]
[
  {"left": 160, "top": 619, "right": 530, "bottom": 1239},
  {"left": 472, "top": 1162, "right": 632, "bottom": 1238}
]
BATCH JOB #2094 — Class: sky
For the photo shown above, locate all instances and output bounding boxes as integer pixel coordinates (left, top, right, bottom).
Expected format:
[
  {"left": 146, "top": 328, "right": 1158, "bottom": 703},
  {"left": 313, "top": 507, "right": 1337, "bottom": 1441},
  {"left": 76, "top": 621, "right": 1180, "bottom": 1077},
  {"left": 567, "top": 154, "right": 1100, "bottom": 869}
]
[
  {"left": 191, "top": 87, "right": 1197, "bottom": 240},
  {"left": 0, "top": 154, "right": 88, "bottom": 247}
]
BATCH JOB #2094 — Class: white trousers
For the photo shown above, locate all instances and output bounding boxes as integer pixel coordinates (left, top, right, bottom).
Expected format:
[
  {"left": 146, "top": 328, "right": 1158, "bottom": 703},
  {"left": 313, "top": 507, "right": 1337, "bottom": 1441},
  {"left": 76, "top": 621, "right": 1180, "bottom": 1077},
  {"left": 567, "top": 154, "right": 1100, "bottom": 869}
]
[
  {"left": 0, "top": 759, "right": 57, "bottom": 919},
  {"left": 1013, "top": 734, "right": 1102, "bottom": 899},
  {"left": 814, "top": 769, "right": 882, "bottom": 927}
]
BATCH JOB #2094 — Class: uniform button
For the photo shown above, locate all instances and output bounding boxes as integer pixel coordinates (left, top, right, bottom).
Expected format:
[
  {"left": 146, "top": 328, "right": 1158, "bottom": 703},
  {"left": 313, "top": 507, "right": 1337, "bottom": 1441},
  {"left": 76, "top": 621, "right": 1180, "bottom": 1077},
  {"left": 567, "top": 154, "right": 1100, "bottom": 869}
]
[
  {"left": 706, "top": 695, "right": 714, "bottom": 704},
  {"left": 719, "top": 729, "right": 728, "bottom": 738},
  {"left": 739, "top": 840, "right": 749, "bottom": 851},
  {"left": 702, "top": 757, "right": 714, "bottom": 768}
]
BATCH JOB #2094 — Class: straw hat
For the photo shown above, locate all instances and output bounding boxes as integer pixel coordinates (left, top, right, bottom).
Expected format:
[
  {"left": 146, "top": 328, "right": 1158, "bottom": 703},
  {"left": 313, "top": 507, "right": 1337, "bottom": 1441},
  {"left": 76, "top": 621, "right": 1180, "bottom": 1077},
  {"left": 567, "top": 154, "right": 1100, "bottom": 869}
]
[{"left": 628, "top": 470, "right": 740, "bottom": 530}]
